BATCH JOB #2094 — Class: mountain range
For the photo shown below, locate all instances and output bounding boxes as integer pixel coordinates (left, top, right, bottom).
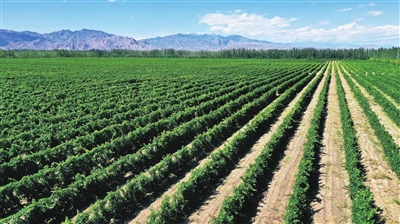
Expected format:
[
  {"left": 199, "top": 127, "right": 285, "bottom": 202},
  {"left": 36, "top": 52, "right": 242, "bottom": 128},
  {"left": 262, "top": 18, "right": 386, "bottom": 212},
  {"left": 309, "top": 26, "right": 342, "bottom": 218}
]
[{"left": 0, "top": 29, "right": 379, "bottom": 51}]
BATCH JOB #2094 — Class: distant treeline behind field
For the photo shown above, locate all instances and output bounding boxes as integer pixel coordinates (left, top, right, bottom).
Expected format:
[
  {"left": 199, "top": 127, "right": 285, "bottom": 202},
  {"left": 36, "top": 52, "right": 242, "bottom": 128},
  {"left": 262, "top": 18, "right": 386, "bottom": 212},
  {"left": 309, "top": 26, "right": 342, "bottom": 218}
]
[{"left": 1, "top": 47, "right": 398, "bottom": 63}]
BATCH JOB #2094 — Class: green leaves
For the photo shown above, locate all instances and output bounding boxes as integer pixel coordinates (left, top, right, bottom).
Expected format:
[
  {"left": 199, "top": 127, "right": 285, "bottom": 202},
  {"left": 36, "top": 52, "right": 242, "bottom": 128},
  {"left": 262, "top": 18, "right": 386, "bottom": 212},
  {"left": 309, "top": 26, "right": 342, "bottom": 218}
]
[{"left": 335, "top": 65, "right": 376, "bottom": 224}]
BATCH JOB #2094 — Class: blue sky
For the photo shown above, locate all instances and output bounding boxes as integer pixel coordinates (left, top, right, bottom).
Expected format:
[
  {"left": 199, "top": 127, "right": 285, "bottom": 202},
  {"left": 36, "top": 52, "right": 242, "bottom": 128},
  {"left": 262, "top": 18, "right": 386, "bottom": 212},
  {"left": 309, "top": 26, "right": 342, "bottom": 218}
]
[{"left": 1, "top": 0, "right": 399, "bottom": 46}]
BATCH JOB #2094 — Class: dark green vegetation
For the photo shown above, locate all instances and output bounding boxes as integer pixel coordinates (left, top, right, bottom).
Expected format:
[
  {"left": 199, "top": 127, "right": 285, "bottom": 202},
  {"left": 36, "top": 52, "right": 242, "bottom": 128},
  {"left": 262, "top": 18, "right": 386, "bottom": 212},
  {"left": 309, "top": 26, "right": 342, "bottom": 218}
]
[
  {"left": 334, "top": 64, "right": 376, "bottom": 223},
  {"left": 0, "top": 58, "right": 399, "bottom": 223},
  {"left": 1, "top": 47, "right": 399, "bottom": 61},
  {"left": 339, "top": 62, "right": 400, "bottom": 178},
  {"left": 283, "top": 64, "right": 331, "bottom": 223}
]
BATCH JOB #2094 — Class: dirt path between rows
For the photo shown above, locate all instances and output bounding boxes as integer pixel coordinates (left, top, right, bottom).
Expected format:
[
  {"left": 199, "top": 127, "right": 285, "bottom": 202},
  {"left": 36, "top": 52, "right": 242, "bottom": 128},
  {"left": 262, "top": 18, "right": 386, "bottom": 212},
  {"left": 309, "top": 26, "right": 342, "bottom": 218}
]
[
  {"left": 130, "top": 63, "right": 328, "bottom": 224},
  {"left": 189, "top": 63, "right": 329, "bottom": 224},
  {"left": 251, "top": 62, "right": 330, "bottom": 224},
  {"left": 338, "top": 66, "right": 400, "bottom": 224},
  {"left": 339, "top": 63, "right": 400, "bottom": 147},
  {"left": 311, "top": 62, "right": 351, "bottom": 224}
]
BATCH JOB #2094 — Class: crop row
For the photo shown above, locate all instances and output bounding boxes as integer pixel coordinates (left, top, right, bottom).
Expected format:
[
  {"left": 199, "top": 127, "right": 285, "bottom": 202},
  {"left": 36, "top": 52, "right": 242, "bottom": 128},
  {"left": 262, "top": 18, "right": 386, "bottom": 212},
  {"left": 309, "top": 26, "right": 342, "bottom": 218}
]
[
  {"left": 334, "top": 63, "right": 376, "bottom": 223},
  {"left": 348, "top": 71, "right": 400, "bottom": 126},
  {"left": 283, "top": 63, "right": 330, "bottom": 223},
  {"left": 338, "top": 63, "right": 400, "bottom": 177},
  {"left": 0, "top": 73, "right": 258, "bottom": 163},
  {"left": 1, "top": 61, "right": 315, "bottom": 166},
  {"left": 145, "top": 63, "right": 325, "bottom": 223},
  {"left": 342, "top": 61, "right": 399, "bottom": 104},
  {"left": 216, "top": 62, "right": 329, "bottom": 224},
  {"left": 0, "top": 67, "right": 303, "bottom": 217},
  {"left": 0, "top": 66, "right": 292, "bottom": 185},
  {"left": 0, "top": 63, "right": 324, "bottom": 222}
]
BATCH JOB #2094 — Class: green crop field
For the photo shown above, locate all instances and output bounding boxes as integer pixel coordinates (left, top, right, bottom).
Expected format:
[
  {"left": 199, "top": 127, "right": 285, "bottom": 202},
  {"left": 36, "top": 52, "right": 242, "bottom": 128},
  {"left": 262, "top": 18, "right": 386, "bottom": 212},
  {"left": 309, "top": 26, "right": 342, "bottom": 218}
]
[{"left": 0, "top": 58, "right": 399, "bottom": 223}]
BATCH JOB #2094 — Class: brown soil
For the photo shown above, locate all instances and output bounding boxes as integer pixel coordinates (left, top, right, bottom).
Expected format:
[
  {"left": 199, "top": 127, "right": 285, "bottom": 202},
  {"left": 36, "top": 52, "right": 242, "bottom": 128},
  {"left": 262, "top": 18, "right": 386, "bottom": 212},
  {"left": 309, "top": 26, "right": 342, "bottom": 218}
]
[
  {"left": 338, "top": 65, "right": 400, "bottom": 224},
  {"left": 311, "top": 62, "right": 351, "bottom": 224},
  {"left": 339, "top": 64, "right": 400, "bottom": 146},
  {"left": 251, "top": 62, "right": 330, "bottom": 224},
  {"left": 188, "top": 62, "right": 330, "bottom": 224},
  {"left": 129, "top": 62, "right": 328, "bottom": 224}
]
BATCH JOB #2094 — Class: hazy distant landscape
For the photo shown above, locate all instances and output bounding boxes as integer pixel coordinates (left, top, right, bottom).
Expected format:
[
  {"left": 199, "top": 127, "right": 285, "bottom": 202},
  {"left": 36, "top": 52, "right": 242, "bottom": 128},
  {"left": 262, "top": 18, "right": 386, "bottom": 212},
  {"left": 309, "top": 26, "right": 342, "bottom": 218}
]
[{"left": 1, "top": 28, "right": 388, "bottom": 51}]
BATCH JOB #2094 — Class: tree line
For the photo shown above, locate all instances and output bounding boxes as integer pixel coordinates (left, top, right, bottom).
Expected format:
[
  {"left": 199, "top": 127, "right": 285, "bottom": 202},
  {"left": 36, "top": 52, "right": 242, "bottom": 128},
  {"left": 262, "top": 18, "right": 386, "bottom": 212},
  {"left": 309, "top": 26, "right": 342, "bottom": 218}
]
[{"left": 0, "top": 47, "right": 398, "bottom": 61}]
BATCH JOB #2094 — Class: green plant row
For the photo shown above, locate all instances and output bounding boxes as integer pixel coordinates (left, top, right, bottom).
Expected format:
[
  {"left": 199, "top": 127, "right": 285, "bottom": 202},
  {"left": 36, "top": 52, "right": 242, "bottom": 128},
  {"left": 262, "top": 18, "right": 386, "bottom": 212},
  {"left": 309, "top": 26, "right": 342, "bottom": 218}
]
[
  {"left": 283, "top": 63, "right": 331, "bottom": 223},
  {"left": 71, "top": 63, "right": 323, "bottom": 224},
  {"left": 0, "top": 59, "right": 314, "bottom": 134},
  {"left": 0, "top": 67, "right": 299, "bottom": 217},
  {"left": 0, "top": 76, "right": 244, "bottom": 163},
  {"left": 216, "top": 62, "right": 329, "bottom": 224},
  {"left": 357, "top": 74, "right": 400, "bottom": 106},
  {"left": 338, "top": 63, "right": 400, "bottom": 177},
  {"left": 349, "top": 72, "right": 400, "bottom": 127},
  {"left": 1, "top": 62, "right": 326, "bottom": 223},
  {"left": 145, "top": 63, "right": 326, "bottom": 224},
  {"left": 342, "top": 61, "right": 400, "bottom": 104},
  {"left": 0, "top": 67, "right": 290, "bottom": 186},
  {"left": 334, "top": 63, "right": 376, "bottom": 223}
]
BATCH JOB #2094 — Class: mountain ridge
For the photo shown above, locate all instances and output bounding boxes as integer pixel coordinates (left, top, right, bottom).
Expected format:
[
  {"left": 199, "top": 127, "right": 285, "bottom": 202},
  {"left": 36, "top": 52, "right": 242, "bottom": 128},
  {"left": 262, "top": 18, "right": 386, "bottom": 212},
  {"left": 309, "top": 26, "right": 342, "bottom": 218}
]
[{"left": 0, "top": 29, "right": 381, "bottom": 50}]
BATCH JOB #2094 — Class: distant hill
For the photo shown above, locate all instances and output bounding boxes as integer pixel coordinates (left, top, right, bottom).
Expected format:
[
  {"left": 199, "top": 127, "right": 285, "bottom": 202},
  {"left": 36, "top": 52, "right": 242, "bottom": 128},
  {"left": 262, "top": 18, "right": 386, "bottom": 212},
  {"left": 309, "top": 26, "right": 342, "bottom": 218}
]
[
  {"left": 0, "top": 29, "right": 381, "bottom": 51},
  {"left": 0, "top": 29, "right": 292, "bottom": 51},
  {"left": 0, "top": 29, "right": 150, "bottom": 50},
  {"left": 138, "top": 33, "right": 292, "bottom": 50}
]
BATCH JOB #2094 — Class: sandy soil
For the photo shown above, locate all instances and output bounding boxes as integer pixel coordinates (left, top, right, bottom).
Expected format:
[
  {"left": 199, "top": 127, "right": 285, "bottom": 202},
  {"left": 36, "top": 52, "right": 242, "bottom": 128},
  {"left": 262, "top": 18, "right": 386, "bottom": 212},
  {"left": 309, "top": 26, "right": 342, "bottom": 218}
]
[
  {"left": 188, "top": 62, "right": 330, "bottom": 224},
  {"left": 339, "top": 64, "right": 400, "bottom": 146},
  {"left": 251, "top": 62, "right": 330, "bottom": 224},
  {"left": 311, "top": 62, "right": 351, "bottom": 224},
  {"left": 130, "top": 63, "right": 328, "bottom": 224},
  {"left": 338, "top": 65, "right": 400, "bottom": 224}
]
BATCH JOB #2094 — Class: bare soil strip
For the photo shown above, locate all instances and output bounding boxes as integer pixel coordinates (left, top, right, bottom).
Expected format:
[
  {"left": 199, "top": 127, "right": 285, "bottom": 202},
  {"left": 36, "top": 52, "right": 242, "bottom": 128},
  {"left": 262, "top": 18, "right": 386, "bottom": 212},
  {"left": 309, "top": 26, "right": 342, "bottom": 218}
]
[
  {"left": 130, "top": 64, "right": 327, "bottom": 224},
  {"left": 311, "top": 63, "right": 351, "bottom": 224},
  {"left": 188, "top": 63, "right": 329, "bottom": 224},
  {"left": 338, "top": 66, "right": 400, "bottom": 224},
  {"left": 251, "top": 62, "right": 330, "bottom": 224},
  {"left": 340, "top": 64, "right": 400, "bottom": 146}
]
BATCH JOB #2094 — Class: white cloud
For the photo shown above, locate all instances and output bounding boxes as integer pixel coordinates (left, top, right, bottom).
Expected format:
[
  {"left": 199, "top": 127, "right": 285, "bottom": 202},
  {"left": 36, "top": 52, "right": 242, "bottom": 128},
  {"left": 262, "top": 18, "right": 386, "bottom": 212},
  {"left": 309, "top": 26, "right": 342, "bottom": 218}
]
[
  {"left": 280, "top": 23, "right": 399, "bottom": 45},
  {"left": 199, "top": 11, "right": 399, "bottom": 46},
  {"left": 235, "top": 9, "right": 242, "bottom": 13},
  {"left": 360, "top": 3, "right": 376, "bottom": 7},
  {"left": 338, "top": 7, "right": 352, "bottom": 12},
  {"left": 199, "top": 11, "right": 296, "bottom": 36},
  {"left": 368, "top": 11, "right": 383, "bottom": 16},
  {"left": 108, "top": 0, "right": 117, "bottom": 2},
  {"left": 320, "top": 21, "right": 330, "bottom": 25}
]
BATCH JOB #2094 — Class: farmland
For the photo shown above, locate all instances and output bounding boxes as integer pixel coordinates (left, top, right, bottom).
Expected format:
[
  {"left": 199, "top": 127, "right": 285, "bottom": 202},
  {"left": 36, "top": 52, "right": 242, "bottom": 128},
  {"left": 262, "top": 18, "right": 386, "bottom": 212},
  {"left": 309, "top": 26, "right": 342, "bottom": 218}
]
[{"left": 0, "top": 58, "right": 399, "bottom": 223}]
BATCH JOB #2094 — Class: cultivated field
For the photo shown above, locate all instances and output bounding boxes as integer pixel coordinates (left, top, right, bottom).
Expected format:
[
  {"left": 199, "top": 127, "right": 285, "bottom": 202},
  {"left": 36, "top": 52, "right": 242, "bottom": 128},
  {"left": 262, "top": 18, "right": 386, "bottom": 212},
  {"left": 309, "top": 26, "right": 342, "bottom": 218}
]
[{"left": 0, "top": 58, "right": 399, "bottom": 223}]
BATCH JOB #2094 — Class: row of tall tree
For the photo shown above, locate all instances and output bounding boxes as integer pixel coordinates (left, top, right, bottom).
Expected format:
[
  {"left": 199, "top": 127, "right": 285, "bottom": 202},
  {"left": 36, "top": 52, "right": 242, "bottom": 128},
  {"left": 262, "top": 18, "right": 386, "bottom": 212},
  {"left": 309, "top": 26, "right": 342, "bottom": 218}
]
[{"left": 0, "top": 47, "right": 398, "bottom": 60}]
